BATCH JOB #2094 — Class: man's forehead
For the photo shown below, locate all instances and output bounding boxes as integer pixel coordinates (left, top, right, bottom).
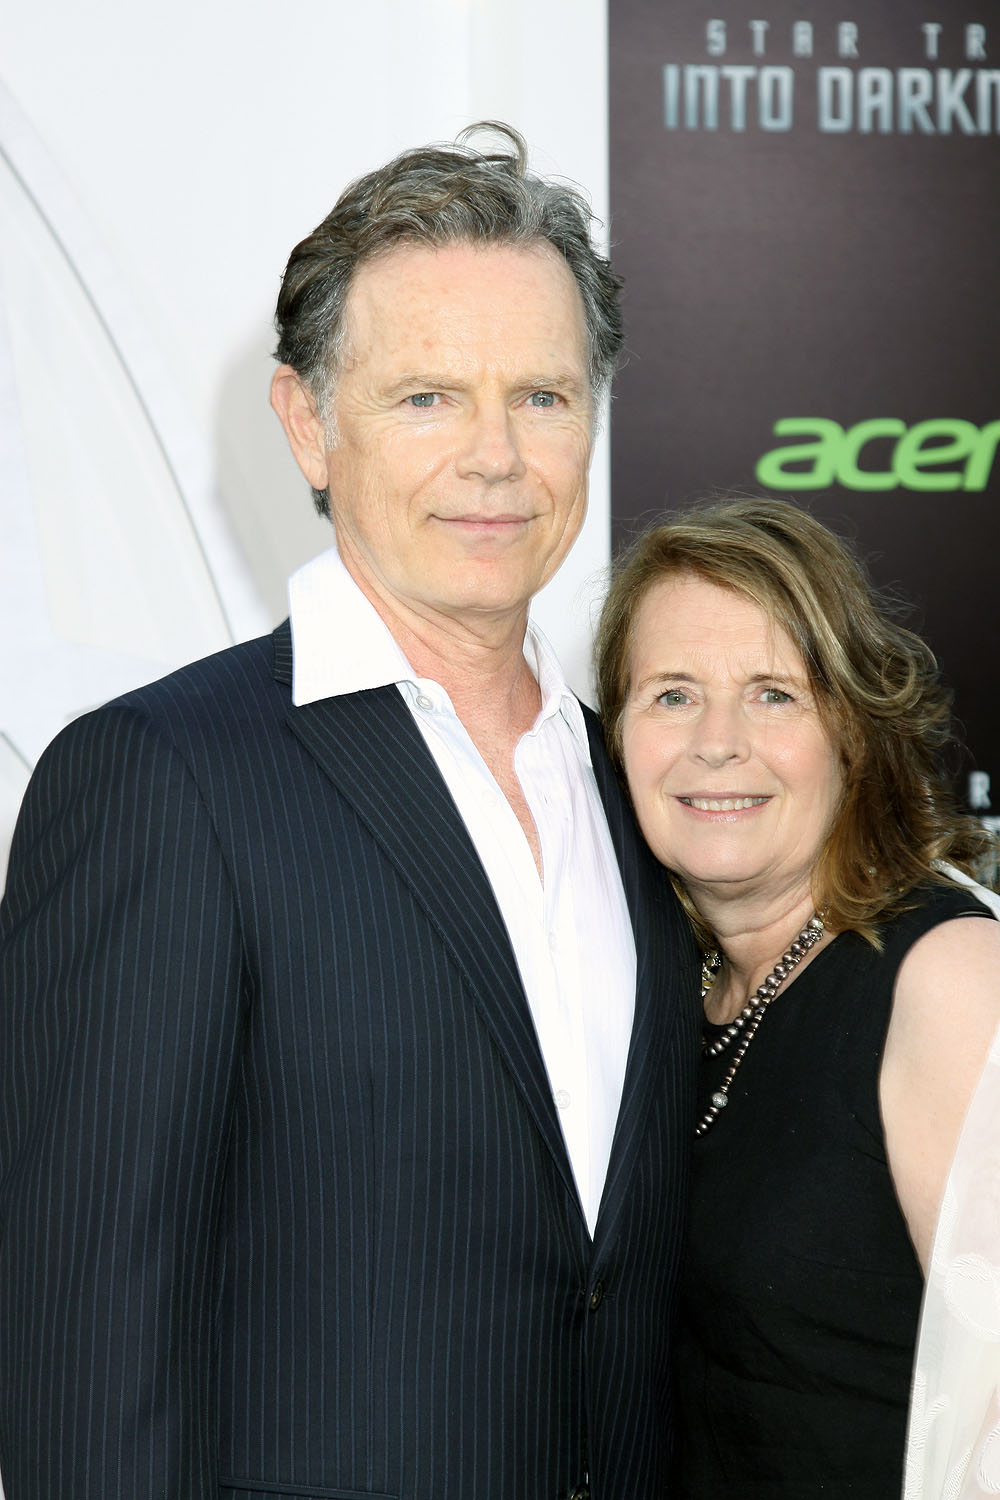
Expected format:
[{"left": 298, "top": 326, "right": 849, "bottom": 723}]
[{"left": 343, "top": 238, "right": 584, "bottom": 330}]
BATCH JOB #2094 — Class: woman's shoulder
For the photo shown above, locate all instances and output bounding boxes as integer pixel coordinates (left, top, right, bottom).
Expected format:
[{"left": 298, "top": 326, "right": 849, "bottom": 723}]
[
  {"left": 878, "top": 876, "right": 997, "bottom": 958},
  {"left": 888, "top": 877, "right": 1000, "bottom": 1030},
  {"left": 881, "top": 877, "right": 1000, "bottom": 1268}
]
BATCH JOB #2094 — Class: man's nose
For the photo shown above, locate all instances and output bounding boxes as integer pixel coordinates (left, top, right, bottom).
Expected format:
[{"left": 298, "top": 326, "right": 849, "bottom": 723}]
[{"left": 456, "top": 404, "right": 527, "bottom": 483}]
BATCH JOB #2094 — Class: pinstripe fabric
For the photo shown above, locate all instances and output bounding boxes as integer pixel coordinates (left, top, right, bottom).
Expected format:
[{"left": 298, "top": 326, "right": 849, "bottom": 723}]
[{"left": 0, "top": 622, "right": 699, "bottom": 1500}]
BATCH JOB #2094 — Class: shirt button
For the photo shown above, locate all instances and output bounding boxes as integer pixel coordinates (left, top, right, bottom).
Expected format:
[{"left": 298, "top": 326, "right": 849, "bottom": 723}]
[
  {"left": 554, "top": 1089, "right": 571, "bottom": 1110},
  {"left": 415, "top": 693, "right": 434, "bottom": 711},
  {"left": 588, "top": 1282, "right": 604, "bottom": 1311}
]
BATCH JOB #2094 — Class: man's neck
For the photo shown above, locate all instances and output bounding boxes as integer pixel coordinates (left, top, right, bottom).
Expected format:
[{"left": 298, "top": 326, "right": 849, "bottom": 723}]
[
  {"left": 344, "top": 555, "right": 549, "bottom": 873},
  {"left": 392, "top": 608, "right": 544, "bottom": 758},
  {"left": 344, "top": 555, "right": 543, "bottom": 733}
]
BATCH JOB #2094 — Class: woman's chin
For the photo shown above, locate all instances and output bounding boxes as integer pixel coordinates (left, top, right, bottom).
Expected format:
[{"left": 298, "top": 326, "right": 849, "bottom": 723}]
[{"left": 669, "top": 861, "right": 770, "bottom": 896}]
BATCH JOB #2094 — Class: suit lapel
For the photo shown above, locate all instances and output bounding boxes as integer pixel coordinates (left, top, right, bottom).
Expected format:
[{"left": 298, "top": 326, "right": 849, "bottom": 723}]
[
  {"left": 272, "top": 623, "right": 581, "bottom": 1209},
  {"left": 584, "top": 710, "right": 699, "bottom": 1254}
]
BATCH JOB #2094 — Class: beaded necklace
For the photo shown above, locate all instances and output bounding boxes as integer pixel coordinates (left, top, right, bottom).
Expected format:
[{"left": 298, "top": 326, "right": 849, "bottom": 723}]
[{"left": 696, "top": 914, "right": 826, "bottom": 1137}]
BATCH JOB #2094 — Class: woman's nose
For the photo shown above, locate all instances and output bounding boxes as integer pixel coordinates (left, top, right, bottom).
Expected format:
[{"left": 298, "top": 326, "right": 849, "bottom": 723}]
[{"left": 690, "top": 699, "right": 751, "bottom": 767}]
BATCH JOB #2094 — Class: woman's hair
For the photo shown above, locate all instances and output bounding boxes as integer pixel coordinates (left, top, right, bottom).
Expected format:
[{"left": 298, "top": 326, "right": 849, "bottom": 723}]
[{"left": 595, "top": 496, "right": 994, "bottom": 945}]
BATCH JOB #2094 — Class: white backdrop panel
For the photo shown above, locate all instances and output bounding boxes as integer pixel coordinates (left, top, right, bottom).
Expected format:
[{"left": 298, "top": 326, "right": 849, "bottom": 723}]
[{"left": 0, "top": 0, "right": 610, "bottom": 887}]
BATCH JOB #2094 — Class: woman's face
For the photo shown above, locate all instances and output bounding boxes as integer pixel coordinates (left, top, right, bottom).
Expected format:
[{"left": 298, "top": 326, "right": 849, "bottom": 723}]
[{"left": 621, "top": 573, "right": 844, "bottom": 913}]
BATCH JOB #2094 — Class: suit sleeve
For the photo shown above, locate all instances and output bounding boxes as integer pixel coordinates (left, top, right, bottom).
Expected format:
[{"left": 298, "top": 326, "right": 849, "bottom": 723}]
[{"left": 0, "top": 704, "right": 246, "bottom": 1499}]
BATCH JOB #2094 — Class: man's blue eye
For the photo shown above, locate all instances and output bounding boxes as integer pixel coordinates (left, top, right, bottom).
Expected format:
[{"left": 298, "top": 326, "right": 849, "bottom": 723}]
[
  {"left": 529, "top": 391, "right": 556, "bottom": 408},
  {"left": 408, "top": 393, "right": 437, "bottom": 408}
]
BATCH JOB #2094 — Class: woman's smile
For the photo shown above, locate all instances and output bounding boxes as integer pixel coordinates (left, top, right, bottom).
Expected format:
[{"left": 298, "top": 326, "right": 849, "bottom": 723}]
[{"left": 677, "top": 794, "right": 772, "bottom": 813}]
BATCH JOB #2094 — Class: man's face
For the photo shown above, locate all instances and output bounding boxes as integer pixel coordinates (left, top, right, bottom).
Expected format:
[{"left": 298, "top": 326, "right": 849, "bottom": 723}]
[{"left": 306, "top": 240, "right": 593, "bottom": 633}]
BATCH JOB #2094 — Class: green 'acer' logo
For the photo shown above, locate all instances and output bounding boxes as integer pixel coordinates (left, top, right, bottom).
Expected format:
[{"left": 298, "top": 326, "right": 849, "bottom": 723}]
[{"left": 756, "top": 418, "right": 1000, "bottom": 492}]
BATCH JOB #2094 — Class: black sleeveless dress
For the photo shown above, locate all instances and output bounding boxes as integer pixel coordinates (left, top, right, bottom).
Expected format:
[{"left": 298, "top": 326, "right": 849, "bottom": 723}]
[{"left": 674, "top": 883, "right": 994, "bottom": 1498}]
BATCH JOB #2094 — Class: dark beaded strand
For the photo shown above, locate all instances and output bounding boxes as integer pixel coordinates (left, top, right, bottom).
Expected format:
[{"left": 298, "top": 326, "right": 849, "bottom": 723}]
[{"left": 696, "top": 914, "right": 825, "bottom": 1137}]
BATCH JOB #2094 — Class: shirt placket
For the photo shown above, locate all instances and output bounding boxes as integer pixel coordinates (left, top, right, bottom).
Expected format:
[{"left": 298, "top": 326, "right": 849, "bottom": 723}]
[{"left": 520, "top": 722, "right": 592, "bottom": 1215}]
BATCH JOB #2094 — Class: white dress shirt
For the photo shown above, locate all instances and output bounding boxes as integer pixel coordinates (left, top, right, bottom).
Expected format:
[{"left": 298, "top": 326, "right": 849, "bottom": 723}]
[{"left": 288, "top": 546, "right": 637, "bottom": 1235}]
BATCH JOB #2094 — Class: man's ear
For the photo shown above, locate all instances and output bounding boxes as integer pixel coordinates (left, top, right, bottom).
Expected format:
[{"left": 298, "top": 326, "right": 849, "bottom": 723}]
[{"left": 270, "top": 366, "right": 330, "bottom": 491}]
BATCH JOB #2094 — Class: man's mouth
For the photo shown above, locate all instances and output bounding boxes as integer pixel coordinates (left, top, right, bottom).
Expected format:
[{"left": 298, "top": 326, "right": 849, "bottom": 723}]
[{"left": 440, "top": 512, "right": 532, "bottom": 525}]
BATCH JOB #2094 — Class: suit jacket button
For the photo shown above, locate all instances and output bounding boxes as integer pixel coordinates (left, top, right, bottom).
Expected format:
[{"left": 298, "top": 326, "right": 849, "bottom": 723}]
[{"left": 588, "top": 1281, "right": 604, "bottom": 1311}]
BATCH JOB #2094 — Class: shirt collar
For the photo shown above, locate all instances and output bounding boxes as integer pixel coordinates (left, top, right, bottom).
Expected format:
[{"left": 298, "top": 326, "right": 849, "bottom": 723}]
[
  {"left": 287, "top": 544, "right": 591, "bottom": 763},
  {"left": 289, "top": 545, "right": 413, "bottom": 703},
  {"left": 521, "top": 620, "right": 591, "bottom": 761}
]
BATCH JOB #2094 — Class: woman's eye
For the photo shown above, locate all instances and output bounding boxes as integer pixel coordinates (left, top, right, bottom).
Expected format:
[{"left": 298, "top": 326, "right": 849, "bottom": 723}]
[
  {"left": 761, "top": 687, "right": 792, "bottom": 704},
  {"left": 658, "top": 689, "right": 690, "bottom": 707}
]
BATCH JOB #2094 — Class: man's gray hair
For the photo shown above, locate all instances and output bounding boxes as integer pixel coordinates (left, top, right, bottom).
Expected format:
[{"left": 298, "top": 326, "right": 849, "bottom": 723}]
[{"left": 273, "top": 122, "right": 624, "bottom": 518}]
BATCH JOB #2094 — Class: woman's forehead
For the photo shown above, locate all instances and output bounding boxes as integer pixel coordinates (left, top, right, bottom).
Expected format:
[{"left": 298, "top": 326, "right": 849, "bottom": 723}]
[{"left": 631, "top": 573, "right": 805, "bottom": 668}]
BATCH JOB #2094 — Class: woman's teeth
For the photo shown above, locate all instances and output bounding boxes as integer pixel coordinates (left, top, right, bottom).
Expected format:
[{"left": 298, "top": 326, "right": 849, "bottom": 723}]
[{"left": 681, "top": 796, "right": 769, "bottom": 811}]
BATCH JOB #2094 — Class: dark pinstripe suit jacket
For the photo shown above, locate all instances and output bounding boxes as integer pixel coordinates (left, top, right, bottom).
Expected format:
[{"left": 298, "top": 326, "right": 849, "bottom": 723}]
[{"left": 0, "top": 621, "right": 698, "bottom": 1500}]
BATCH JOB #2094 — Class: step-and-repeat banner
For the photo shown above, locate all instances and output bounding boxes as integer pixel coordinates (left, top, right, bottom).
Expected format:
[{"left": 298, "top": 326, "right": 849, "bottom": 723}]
[{"left": 609, "top": 1, "right": 999, "bottom": 823}]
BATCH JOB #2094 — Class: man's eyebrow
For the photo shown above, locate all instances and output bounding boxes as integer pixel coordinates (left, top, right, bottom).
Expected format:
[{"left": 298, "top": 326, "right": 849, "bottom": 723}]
[
  {"left": 522, "top": 371, "right": 591, "bottom": 398},
  {"left": 379, "top": 371, "right": 592, "bottom": 398},
  {"left": 380, "top": 373, "right": 461, "bottom": 396}
]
